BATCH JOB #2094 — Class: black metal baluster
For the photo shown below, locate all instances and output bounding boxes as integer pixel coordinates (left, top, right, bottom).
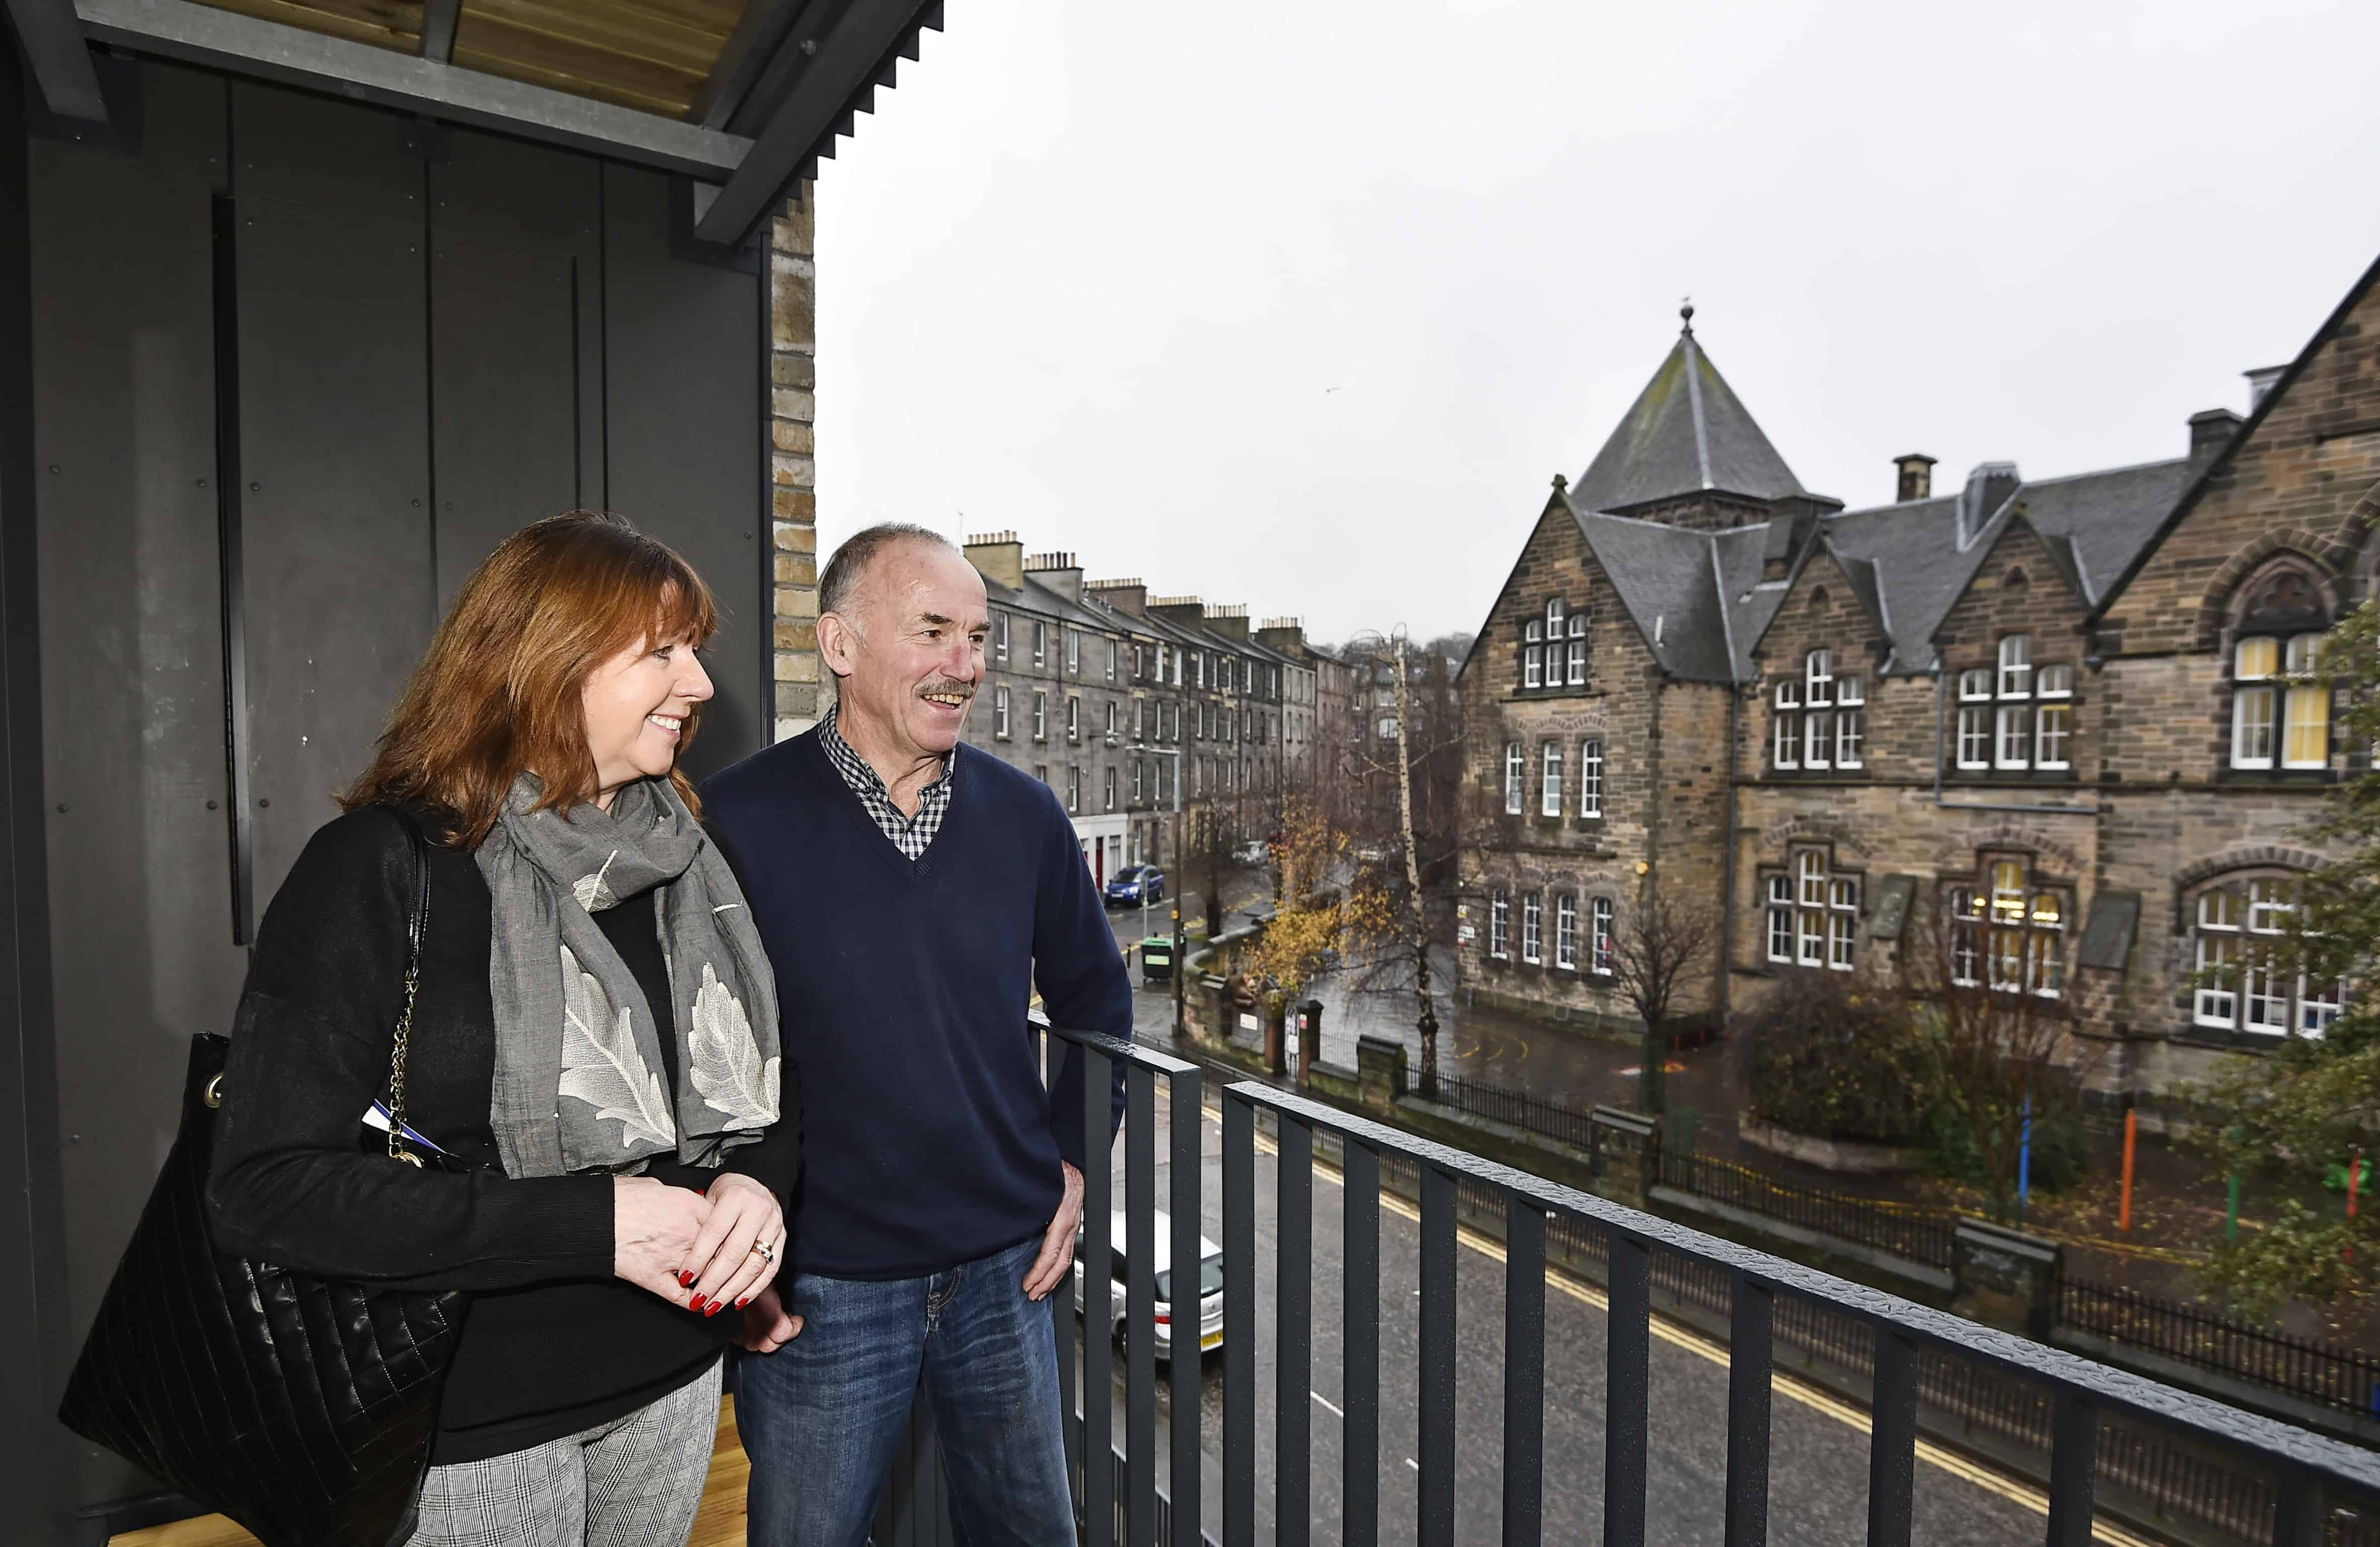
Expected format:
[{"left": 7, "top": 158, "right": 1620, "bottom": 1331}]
[
  {"left": 2273, "top": 1465, "right": 2328, "bottom": 1547},
  {"left": 1343, "top": 1139, "right": 1380, "bottom": 1547},
  {"left": 1503, "top": 1198, "right": 1546, "bottom": 1547},
  {"left": 1725, "top": 1275, "right": 1772, "bottom": 1547},
  {"left": 1866, "top": 1327, "right": 1918, "bottom": 1547},
  {"left": 1169, "top": 1065, "right": 1203, "bottom": 1547},
  {"left": 1603, "top": 1232, "right": 1649, "bottom": 1547},
  {"left": 2046, "top": 1391, "right": 2097, "bottom": 1547},
  {"left": 1048, "top": 1029, "right": 1081, "bottom": 1515},
  {"left": 1126, "top": 1064, "right": 1157, "bottom": 1547},
  {"left": 1225, "top": 1089, "right": 1255, "bottom": 1545},
  {"left": 1418, "top": 1163, "right": 1458, "bottom": 1547},
  {"left": 1278, "top": 1116, "right": 1314, "bottom": 1546},
  {"left": 1084, "top": 1045, "right": 1115, "bottom": 1547}
]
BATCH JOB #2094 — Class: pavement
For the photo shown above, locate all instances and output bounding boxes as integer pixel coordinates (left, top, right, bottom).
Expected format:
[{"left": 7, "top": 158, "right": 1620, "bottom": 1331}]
[{"left": 1066, "top": 1083, "right": 2088, "bottom": 1544}]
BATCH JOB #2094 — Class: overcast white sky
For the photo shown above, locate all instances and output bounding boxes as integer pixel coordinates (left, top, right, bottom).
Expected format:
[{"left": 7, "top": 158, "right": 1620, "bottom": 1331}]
[{"left": 812, "top": 0, "right": 2380, "bottom": 646}]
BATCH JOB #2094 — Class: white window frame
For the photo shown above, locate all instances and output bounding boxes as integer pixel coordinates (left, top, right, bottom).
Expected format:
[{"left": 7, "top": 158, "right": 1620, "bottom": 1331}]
[
  {"left": 2035, "top": 702, "right": 2071, "bottom": 771},
  {"left": 1566, "top": 614, "right": 1589, "bottom": 686},
  {"left": 1067, "top": 630, "right": 1080, "bottom": 674},
  {"left": 1765, "top": 876, "right": 1793, "bottom": 963},
  {"left": 1805, "top": 707, "right": 1832, "bottom": 770},
  {"left": 1068, "top": 765, "right": 1080, "bottom": 814},
  {"left": 1032, "top": 690, "right": 1047, "bottom": 742},
  {"left": 1490, "top": 890, "right": 1509, "bottom": 959},
  {"left": 1805, "top": 649, "right": 1834, "bottom": 707},
  {"left": 1033, "top": 620, "right": 1047, "bottom": 668},
  {"left": 1997, "top": 634, "right": 2031, "bottom": 698},
  {"left": 1540, "top": 741, "right": 1562, "bottom": 818},
  {"left": 1067, "top": 695, "right": 1080, "bottom": 743},
  {"left": 1591, "top": 896, "right": 1615, "bottom": 975},
  {"left": 1579, "top": 739, "right": 1604, "bottom": 817},
  {"left": 1107, "top": 640, "right": 1118, "bottom": 681},
  {"left": 1554, "top": 894, "right": 1577, "bottom": 970},
  {"left": 1504, "top": 742, "right": 1524, "bottom": 815},
  {"left": 1835, "top": 708, "right": 1864, "bottom": 769},
  {"left": 1524, "top": 620, "right": 1543, "bottom": 690},
  {"left": 995, "top": 613, "right": 1010, "bottom": 661},
  {"left": 1773, "top": 679, "right": 1802, "bottom": 769},
  {"left": 1957, "top": 705, "right": 1991, "bottom": 769},
  {"left": 1104, "top": 767, "right": 1117, "bottom": 812},
  {"left": 1995, "top": 704, "right": 2030, "bottom": 770},
  {"left": 1522, "top": 892, "right": 1543, "bottom": 965}
]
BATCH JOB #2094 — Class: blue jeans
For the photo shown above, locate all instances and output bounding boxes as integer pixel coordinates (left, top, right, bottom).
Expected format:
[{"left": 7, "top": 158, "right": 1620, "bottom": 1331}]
[{"left": 737, "top": 1234, "right": 1076, "bottom": 1547}]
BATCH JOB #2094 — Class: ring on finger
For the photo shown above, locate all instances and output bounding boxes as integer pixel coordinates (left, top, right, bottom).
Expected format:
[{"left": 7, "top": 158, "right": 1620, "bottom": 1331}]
[{"left": 750, "top": 1237, "right": 776, "bottom": 1263}]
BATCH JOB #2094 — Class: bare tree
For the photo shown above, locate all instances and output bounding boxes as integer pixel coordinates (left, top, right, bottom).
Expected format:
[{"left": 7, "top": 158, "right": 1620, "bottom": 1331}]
[
  {"left": 1606, "top": 881, "right": 1722, "bottom": 1117},
  {"left": 1906, "top": 892, "right": 2105, "bottom": 1223}
]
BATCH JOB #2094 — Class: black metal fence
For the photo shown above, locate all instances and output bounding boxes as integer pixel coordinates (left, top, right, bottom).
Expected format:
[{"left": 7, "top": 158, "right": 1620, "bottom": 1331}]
[
  {"left": 1657, "top": 1147, "right": 1960, "bottom": 1270},
  {"left": 1430, "top": 1069, "right": 1603, "bottom": 1153},
  {"left": 997, "top": 1025, "right": 2380, "bottom": 1547},
  {"left": 2058, "top": 1275, "right": 2380, "bottom": 1423},
  {"left": 1365, "top": 1149, "right": 2371, "bottom": 1547}
]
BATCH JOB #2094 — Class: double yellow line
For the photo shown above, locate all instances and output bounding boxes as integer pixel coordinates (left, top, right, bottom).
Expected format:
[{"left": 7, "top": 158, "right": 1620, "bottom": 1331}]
[{"left": 1217, "top": 1104, "right": 2160, "bottom": 1547}]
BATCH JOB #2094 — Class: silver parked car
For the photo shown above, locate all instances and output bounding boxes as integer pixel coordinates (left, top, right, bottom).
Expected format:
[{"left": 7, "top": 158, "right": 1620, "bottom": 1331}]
[{"left": 1072, "top": 1209, "right": 1224, "bottom": 1362}]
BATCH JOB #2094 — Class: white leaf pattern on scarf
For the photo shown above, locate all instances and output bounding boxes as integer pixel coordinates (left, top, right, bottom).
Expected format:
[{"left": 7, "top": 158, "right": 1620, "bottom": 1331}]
[
  {"left": 572, "top": 850, "right": 620, "bottom": 912},
  {"left": 555, "top": 945, "right": 676, "bottom": 1150},
  {"left": 688, "top": 963, "right": 779, "bottom": 1130}
]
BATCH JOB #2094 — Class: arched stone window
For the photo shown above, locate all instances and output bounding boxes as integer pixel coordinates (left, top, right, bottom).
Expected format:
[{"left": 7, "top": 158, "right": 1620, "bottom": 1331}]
[
  {"left": 2187, "top": 872, "right": 2342, "bottom": 1038},
  {"left": 2228, "top": 566, "right": 2332, "bottom": 771},
  {"left": 1942, "top": 852, "right": 2067, "bottom": 997}
]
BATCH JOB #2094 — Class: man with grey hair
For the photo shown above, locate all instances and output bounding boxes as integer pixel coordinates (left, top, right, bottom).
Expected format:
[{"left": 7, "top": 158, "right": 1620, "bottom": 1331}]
[{"left": 701, "top": 522, "right": 1129, "bottom": 1545}]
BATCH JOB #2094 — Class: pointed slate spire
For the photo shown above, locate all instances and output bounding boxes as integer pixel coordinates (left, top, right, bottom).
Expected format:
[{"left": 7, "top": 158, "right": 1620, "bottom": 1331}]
[{"left": 1572, "top": 305, "right": 1802, "bottom": 515}]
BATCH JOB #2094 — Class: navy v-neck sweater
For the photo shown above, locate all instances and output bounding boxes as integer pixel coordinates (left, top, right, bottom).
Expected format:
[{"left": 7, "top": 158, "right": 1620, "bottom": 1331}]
[{"left": 701, "top": 732, "right": 1131, "bottom": 1281}]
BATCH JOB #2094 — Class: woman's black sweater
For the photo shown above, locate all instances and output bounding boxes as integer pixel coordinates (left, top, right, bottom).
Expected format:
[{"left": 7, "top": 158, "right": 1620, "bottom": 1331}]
[{"left": 206, "top": 804, "right": 801, "bottom": 1463}]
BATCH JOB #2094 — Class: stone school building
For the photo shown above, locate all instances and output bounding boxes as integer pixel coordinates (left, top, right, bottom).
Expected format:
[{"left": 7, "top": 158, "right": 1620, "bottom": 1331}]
[{"left": 1457, "top": 257, "right": 2380, "bottom": 1107}]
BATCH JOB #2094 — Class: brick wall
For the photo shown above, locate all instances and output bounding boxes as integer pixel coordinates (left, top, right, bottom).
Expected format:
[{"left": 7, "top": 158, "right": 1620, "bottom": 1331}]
[{"left": 769, "top": 189, "right": 820, "bottom": 740}]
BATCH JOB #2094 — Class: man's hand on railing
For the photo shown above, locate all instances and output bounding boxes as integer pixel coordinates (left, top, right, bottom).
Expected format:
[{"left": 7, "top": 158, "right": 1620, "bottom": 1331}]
[
  {"left": 1022, "top": 1160, "right": 1084, "bottom": 1302},
  {"left": 735, "top": 1284, "right": 804, "bottom": 1354}
]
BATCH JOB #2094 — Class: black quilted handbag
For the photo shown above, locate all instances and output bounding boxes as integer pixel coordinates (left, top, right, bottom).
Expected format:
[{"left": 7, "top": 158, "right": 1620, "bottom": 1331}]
[{"left": 59, "top": 809, "right": 470, "bottom": 1547}]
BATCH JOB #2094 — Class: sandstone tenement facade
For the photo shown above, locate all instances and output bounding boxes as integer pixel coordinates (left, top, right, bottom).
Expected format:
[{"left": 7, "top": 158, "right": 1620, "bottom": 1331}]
[{"left": 1458, "top": 263, "right": 2380, "bottom": 1107}]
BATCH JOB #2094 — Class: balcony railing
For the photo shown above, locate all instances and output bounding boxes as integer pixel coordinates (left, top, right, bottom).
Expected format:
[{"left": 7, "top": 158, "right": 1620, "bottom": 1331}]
[{"left": 881, "top": 1025, "right": 2380, "bottom": 1545}]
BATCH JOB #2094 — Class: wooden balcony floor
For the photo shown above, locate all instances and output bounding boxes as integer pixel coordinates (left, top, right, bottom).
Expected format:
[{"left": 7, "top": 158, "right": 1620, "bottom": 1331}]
[{"left": 110, "top": 1396, "right": 754, "bottom": 1547}]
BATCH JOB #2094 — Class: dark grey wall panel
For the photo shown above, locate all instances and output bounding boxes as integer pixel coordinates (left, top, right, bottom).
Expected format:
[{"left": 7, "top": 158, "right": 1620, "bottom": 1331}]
[
  {"left": 429, "top": 131, "right": 602, "bottom": 607},
  {"left": 233, "top": 85, "right": 433, "bottom": 913},
  {"left": 27, "top": 61, "right": 245, "bottom": 1511},
  {"left": 601, "top": 163, "right": 765, "bottom": 780}
]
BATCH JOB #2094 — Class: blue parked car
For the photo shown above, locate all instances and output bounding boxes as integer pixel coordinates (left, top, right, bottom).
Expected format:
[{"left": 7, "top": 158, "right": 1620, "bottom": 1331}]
[{"left": 1104, "top": 864, "right": 1165, "bottom": 907}]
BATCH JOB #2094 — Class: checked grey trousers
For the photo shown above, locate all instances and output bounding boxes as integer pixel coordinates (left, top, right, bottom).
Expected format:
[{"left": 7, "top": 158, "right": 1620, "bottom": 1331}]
[{"left": 404, "top": 1358, "right": 723, "bottom": 1547}]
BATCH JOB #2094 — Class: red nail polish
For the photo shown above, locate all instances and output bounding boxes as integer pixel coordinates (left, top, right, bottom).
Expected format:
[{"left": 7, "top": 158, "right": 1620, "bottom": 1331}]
[
  {"left": 705, "top": 1302, "right": 721, "bottom": 1318},
  {"left": 689, "top": 1296, "right": 706, "bottom": 1313},
  {"left": 679, "top": 1271, "right": 695, "bottom": 1287},
  {"left": 736, "top": 1297, "right": 750, "bottom": 1309}
]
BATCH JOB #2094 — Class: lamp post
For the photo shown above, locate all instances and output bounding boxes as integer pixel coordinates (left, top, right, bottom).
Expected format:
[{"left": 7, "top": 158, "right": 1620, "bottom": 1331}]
[{"left": 1133, "top": 740, "right": 1186, "bottom": 1040}]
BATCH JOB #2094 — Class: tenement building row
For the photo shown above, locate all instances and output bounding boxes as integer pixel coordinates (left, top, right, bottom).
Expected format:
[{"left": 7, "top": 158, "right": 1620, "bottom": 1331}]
[
  {"left": 960, "top": 533, "right": 1324, "bottom": 885},
  {"left": 1457, "top": 259, "right": 2380, "bottom": 1108}
]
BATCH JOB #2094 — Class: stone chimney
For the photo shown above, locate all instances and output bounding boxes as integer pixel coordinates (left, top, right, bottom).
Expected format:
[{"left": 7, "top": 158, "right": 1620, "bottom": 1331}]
[
  {"left": 2189, "top": 409, "right": 2244, "bottom": 465},
  {"left": 1085, "top": 577, "right": 1146, "bottom": 616},
  {"left": 2245, "top": 364, "right": 2287, "bottom": 411},
  {"left": 963, "top": 529, "right": 1023, "bottom": 590},
  {"left": 1958, "top": 462, "right": 2021, "bottom": 547},
  {"left": 1024, "top": 549, "right": 1083, "bottom": 604},
  {"left": 1203, "top": 603, "right": 1250, "bottom": 642},
  {"left": 1148, "top": 596, "right": 1208, "bottom": 634},
  {"left": 1893, "top": 453, "right": 1937, "bottom": 503},
  {"left": 1256, "top": 617, "right": 1305, "bottom": 656}
]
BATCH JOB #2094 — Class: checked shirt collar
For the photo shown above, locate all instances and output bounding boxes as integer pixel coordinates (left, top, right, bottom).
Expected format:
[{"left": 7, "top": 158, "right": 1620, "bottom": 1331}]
[{"left": 817, "top": 701, "right": 955, "bottom": 861}]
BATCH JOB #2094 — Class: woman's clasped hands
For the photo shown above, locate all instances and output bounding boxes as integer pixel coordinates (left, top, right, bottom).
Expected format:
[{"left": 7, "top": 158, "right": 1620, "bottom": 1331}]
[{"left": 611, "top": 1172, "right": 789, "bottom": 1319}]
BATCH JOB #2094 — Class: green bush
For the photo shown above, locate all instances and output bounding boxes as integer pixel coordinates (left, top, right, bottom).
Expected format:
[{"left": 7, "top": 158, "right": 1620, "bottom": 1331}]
[
  {"left": 1742, "top": 973, "right": 1932, "bottom": 1145},
  {"left": 1925, "top": 1092, "right": 2091, "bottom": 1194}
]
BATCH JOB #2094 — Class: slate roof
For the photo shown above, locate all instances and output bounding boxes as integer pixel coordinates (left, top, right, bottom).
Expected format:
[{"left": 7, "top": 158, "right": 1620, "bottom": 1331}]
[
  {"left": 1471, "top": 320, "right": 2213, "bottom": 689},
  {"left": 1569, "top": 504, "right": 1737, "bottom": 682},
  {"left": 1572, "top": 318, "right": 1804, "bottom": 514}
]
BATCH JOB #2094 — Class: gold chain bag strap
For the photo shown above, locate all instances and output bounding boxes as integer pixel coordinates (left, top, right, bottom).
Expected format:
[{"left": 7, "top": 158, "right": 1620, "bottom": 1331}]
[{"left": 59, "top": 806, "right": 472, "bottom": 1547}]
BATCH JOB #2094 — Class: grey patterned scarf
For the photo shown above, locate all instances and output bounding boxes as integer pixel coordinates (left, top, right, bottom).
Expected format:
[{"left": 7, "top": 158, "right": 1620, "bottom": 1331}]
[{"left": 475, "top": 774, "right": 780, "bottom": 1179}]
